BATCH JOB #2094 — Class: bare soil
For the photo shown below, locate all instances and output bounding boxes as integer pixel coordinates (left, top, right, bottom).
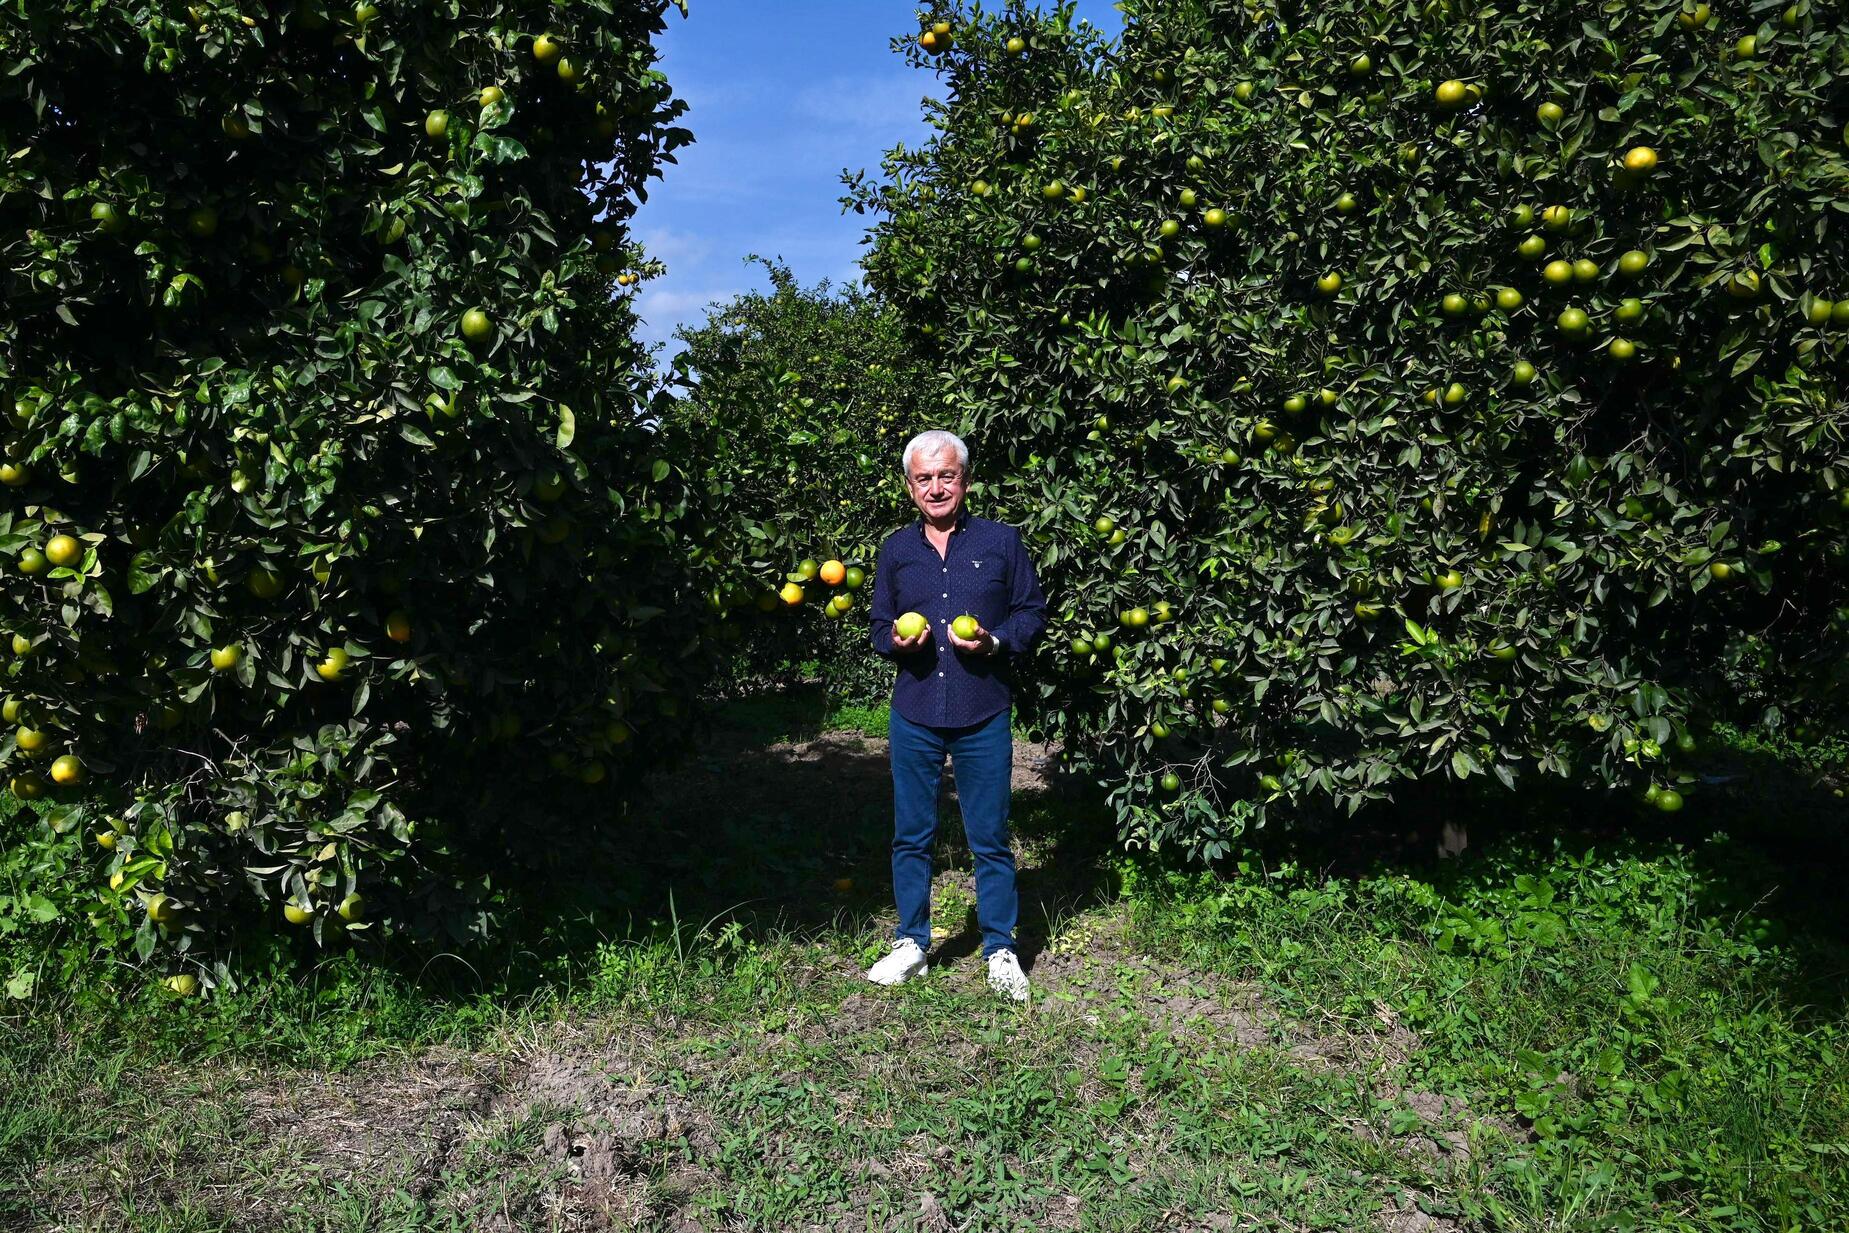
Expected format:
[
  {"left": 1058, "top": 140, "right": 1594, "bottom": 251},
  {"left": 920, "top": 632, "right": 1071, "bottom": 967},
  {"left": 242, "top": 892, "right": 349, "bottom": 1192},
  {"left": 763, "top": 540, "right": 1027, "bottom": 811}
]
[{"left": 24, "top": 729, "right": 1489, "bottom": 1233}]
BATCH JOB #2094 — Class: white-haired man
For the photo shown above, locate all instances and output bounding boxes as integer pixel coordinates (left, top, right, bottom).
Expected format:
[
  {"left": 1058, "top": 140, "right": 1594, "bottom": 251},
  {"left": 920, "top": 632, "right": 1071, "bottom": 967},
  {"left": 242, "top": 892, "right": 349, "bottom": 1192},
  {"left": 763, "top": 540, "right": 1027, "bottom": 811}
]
[{"left": 864, "top": 430, "right": 1047, "bottom": 1001}]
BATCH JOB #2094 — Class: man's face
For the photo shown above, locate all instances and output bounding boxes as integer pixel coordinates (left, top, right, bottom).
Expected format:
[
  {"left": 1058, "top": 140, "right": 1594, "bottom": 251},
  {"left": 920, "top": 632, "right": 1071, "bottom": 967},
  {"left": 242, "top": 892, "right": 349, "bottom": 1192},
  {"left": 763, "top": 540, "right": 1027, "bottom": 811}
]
[{"left": 907, "top": 448, "right": 967, "bottom": 523}]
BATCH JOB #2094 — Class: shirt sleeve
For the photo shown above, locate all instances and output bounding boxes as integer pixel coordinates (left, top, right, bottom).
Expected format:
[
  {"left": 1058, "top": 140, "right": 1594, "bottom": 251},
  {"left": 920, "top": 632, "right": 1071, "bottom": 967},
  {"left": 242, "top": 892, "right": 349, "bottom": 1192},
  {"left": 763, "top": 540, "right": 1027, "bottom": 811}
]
[
  {"left": 990, "top": 527, "right": 1047, "bottom": 656},
  {"left": 868, "top": 535, "right": 898, "bottom": 660}
]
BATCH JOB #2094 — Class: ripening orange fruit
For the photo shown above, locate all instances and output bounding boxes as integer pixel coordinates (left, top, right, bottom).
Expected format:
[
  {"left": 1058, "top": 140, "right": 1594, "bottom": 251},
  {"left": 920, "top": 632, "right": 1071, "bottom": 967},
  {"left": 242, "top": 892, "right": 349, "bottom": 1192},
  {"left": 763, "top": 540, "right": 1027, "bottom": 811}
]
[
  {"left": 385, "top": 611, "right": 413, "bottom": 643},
  {"left": 819, "top": 559, "right": 846, "bottom": 586}
]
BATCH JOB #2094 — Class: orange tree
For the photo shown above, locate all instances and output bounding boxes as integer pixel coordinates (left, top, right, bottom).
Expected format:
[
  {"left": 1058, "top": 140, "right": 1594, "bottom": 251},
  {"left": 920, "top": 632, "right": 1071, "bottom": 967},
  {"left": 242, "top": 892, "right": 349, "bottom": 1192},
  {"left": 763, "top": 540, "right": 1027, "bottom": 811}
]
[
  {"left": 0, "top": 0, "right": 735, "bottom": 981},
  {"left": 855, "top": 1, "right": 1849, "bottom": 858},
  {"left": 668, "top": 260, "right": 928, "bottom": 704}
]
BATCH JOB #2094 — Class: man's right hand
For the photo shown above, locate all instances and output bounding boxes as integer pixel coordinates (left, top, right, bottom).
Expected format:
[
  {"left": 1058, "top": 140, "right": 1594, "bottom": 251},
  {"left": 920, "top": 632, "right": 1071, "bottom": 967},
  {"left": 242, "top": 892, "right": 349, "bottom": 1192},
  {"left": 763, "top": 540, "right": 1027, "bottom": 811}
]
[{"left": 891, "top": 626, "right": 932, "bottom": 654}]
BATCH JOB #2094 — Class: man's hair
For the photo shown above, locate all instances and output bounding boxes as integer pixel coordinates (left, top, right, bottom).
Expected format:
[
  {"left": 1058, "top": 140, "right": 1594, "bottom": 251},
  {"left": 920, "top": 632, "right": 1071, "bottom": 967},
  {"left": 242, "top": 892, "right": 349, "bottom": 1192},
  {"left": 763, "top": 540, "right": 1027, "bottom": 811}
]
[{"left": 902, "top": 430, "right": 969, "bottom": 478}]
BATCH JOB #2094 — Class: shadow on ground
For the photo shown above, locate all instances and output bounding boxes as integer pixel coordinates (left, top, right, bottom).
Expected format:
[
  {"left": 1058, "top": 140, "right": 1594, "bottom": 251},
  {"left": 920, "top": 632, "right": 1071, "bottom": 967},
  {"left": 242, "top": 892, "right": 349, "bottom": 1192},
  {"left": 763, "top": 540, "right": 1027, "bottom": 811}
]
[{"left": 614, "top": 695, "right": 1117, "bottom": 973}]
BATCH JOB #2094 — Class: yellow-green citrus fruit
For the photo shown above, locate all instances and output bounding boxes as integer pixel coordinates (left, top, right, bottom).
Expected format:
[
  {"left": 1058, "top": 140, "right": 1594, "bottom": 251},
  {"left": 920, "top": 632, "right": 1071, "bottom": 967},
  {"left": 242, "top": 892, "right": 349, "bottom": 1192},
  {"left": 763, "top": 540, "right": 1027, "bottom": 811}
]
[{"left": 45, "top": 535, "right": 81, "bottom": 567}]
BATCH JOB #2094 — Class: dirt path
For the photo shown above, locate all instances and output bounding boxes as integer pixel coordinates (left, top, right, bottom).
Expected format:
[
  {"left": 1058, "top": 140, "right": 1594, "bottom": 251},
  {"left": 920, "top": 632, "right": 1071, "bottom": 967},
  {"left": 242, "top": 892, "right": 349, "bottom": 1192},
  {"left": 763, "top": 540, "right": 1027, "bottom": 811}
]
[{"left": 22, "top": 729, "right": 1501, "bottom": 1233}]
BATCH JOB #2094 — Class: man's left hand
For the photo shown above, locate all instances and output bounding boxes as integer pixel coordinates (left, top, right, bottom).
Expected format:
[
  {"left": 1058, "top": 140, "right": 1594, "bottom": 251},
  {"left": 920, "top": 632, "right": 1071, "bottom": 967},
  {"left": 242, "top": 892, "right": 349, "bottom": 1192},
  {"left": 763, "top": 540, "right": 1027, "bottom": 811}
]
[{"left": 948, "top": 621, "right": 999, "bottom": 656}]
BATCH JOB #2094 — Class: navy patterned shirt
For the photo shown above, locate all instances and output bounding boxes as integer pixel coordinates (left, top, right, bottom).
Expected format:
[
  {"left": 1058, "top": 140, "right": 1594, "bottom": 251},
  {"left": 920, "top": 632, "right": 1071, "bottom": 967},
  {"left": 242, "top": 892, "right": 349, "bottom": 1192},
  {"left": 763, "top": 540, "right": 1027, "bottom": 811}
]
[{"left": 868, "top": 509, "right": 1048, "bottom": 729}]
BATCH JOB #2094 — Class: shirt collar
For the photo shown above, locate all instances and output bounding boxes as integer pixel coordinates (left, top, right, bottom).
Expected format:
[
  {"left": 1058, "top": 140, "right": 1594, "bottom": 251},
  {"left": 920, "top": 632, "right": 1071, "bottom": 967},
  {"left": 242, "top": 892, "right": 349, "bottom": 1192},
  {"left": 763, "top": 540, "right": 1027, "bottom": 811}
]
[{"left": 916, "top": 504, "right": 970, "bottom": 542}]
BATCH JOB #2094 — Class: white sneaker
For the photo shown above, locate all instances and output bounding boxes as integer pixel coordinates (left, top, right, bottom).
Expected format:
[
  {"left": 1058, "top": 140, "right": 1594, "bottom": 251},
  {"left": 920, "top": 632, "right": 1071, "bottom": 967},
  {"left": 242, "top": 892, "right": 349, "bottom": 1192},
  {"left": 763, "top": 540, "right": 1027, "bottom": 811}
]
[
  {"left": 866, "top": 938, "right": 928, "bottom": 986},
  {"left": 986, "top": 949, "right": 1030, "bottom": 1003}
]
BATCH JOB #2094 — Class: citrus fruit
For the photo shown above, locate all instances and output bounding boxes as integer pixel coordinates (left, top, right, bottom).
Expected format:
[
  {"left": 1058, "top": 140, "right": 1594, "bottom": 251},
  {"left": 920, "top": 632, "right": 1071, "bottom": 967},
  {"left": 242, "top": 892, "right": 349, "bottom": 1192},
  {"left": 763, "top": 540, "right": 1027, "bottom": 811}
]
[
  {"left": 425, "top": 110, "right": 449, "bottom": 139},
  {"left": 460, "top": 308, "right": 493, "bottom": 344},
  {"left": 1518, "top": 234, "right": 1547, "bottom": 260},
  {"left": 1543, "top": 260, "right": 1573, "bottom": 285},
  {"left": 1617, "top": 249, "right": 1649, "bottom": 276},
  {"left": 796, "top": 558, "right": 820, "bottom": 581},
  {"left": 1542, "top": 204, "right": 1571, "bottom": 231},
  {"left": 532, "top": 32, "right": 561, "bottom": 62},
  {"left": 1434, "top": 79, "right": 1468, "bottom": 109},
  {"left": 283, "top": 903, "right": 313, "bottom": 925},
  {"left": 1435, "top": 569, "right": 1464, "bottom": 590},
  {"left": 951, "top": 614, "right": 980, "bottom": 640},
  {"left": 17, "top": 548, "right": 46, "bottom": 575},
  {"left": 819, "top": 559, "right": 846, "bottom": 586},
  {"left": 385, "top": 611, "right": 413, "bottom": 642},
  {"left": 211, "top": 644, "right": 242, "bottom": 671},
  {"left": 1572, "top": 257, "right": 1599, "bottom": 283},
  {"left": 1557, "top": 306, "right": 1590, "bottom": 336},
  {"left": 1622, "top": 146, "right": 1658, "bottom": 174},
  {"left": 164, "top": 974, "right": 198, "bottom": 996},
  {"left": 1536, "top": 101, "right": 1564, "bottom": 127},
  {"left": 1496, "top": 287, "right": 1524, "bottom": 310},
  {"left": 1511, "top": 360, "right": 1537, "bottom": 386},
  {"left": 15, "top": 726, "right": 47, "bottom": 752},
  {"left": 1316, "top": 271, "right": 1343, "bottom": 295},
  {"left": 50, "top": 754, "right": 83, "bottom": 785},
  {"left": 779, "top": 582, "right": 804, "bottom": 606},
  {"left": 44, "top": 534, "right": 80, "bottom": 566},
  {"left": 1654, "top": 788, "right": 1684, "bottom": 813},
  {"left": 1160, "top": 771, "right": 1182, "bottom": 792},
  {"left": 843, "top": 566, "right": 866, "bottom": 591},
  {"left": 895, "top": 612, "right": 928, "bottom": 639}
]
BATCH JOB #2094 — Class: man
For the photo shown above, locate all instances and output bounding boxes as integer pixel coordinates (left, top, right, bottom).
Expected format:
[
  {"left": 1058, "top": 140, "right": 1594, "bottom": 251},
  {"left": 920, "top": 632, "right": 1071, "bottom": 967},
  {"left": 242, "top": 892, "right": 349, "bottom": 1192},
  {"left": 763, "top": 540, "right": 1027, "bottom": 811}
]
[{"left": 864, "top": 429, "right": 1047, "bottom": 1001}]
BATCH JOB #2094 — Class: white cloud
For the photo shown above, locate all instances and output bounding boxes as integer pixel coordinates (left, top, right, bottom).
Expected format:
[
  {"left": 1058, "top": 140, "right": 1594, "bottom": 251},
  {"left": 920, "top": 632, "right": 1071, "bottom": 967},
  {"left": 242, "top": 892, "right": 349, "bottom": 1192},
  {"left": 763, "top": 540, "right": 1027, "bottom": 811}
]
[
  {"left": 638, "top": 225, "right": 715, "bottom": 269},
  {"left": 638, "top": 285, "right": 742, "bottom": 323}
]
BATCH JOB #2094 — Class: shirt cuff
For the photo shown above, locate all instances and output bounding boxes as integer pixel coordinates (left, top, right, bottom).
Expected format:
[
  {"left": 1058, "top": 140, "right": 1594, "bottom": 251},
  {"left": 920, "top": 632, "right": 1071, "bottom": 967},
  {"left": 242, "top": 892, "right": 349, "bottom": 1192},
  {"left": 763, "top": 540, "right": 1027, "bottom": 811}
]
[{"left": 991, "top": 632, "right": 1005, "bottom": 655}]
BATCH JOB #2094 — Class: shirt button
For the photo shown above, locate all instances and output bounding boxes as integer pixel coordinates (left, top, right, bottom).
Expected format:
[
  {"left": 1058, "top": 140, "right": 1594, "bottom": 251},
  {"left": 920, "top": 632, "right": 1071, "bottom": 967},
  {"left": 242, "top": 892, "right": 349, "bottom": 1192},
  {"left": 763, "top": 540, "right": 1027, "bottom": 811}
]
[
  {"left": 942, "top": 592, "right": 948, "bottom": 598},
  {"left": 939, "top": 671, "right": 945, "bottom": 677}
]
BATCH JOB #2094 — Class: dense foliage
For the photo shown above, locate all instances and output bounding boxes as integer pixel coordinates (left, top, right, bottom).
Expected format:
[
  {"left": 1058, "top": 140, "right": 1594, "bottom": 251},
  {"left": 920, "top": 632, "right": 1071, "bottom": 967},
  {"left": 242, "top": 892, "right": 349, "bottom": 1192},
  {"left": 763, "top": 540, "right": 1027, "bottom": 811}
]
[
  {"left": 669, "top": 261, "right": 932, "bottom": 703},
  {"left": 0, "top": 0, "right": 719, "bottom": 983},
  {"left": 858, "top": 0, "right": 1849, "bottom": 856}
]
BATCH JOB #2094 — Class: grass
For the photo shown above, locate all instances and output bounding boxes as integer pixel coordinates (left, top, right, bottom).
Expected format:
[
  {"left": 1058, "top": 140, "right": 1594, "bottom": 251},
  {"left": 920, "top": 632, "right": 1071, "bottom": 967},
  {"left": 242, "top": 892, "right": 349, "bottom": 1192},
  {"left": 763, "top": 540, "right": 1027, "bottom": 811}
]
[{"left": 1, "top": 697, "right": 1845, "bottom": 1232}]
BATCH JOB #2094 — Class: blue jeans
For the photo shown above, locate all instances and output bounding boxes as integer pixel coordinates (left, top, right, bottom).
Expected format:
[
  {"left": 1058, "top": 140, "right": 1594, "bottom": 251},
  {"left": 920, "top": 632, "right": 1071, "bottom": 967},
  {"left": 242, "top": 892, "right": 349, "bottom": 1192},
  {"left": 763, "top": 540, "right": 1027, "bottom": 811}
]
[{"left": 889, "top": 707, "right": 1018, "bottom": 959}]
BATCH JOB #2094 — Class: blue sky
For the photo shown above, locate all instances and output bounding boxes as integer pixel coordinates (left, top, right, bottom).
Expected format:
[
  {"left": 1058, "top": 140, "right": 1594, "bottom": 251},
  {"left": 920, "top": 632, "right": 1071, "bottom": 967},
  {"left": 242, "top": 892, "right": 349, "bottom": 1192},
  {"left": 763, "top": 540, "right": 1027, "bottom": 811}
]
[{"left": 630, "top": 0, "right": 1124, "bottom": 358}]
